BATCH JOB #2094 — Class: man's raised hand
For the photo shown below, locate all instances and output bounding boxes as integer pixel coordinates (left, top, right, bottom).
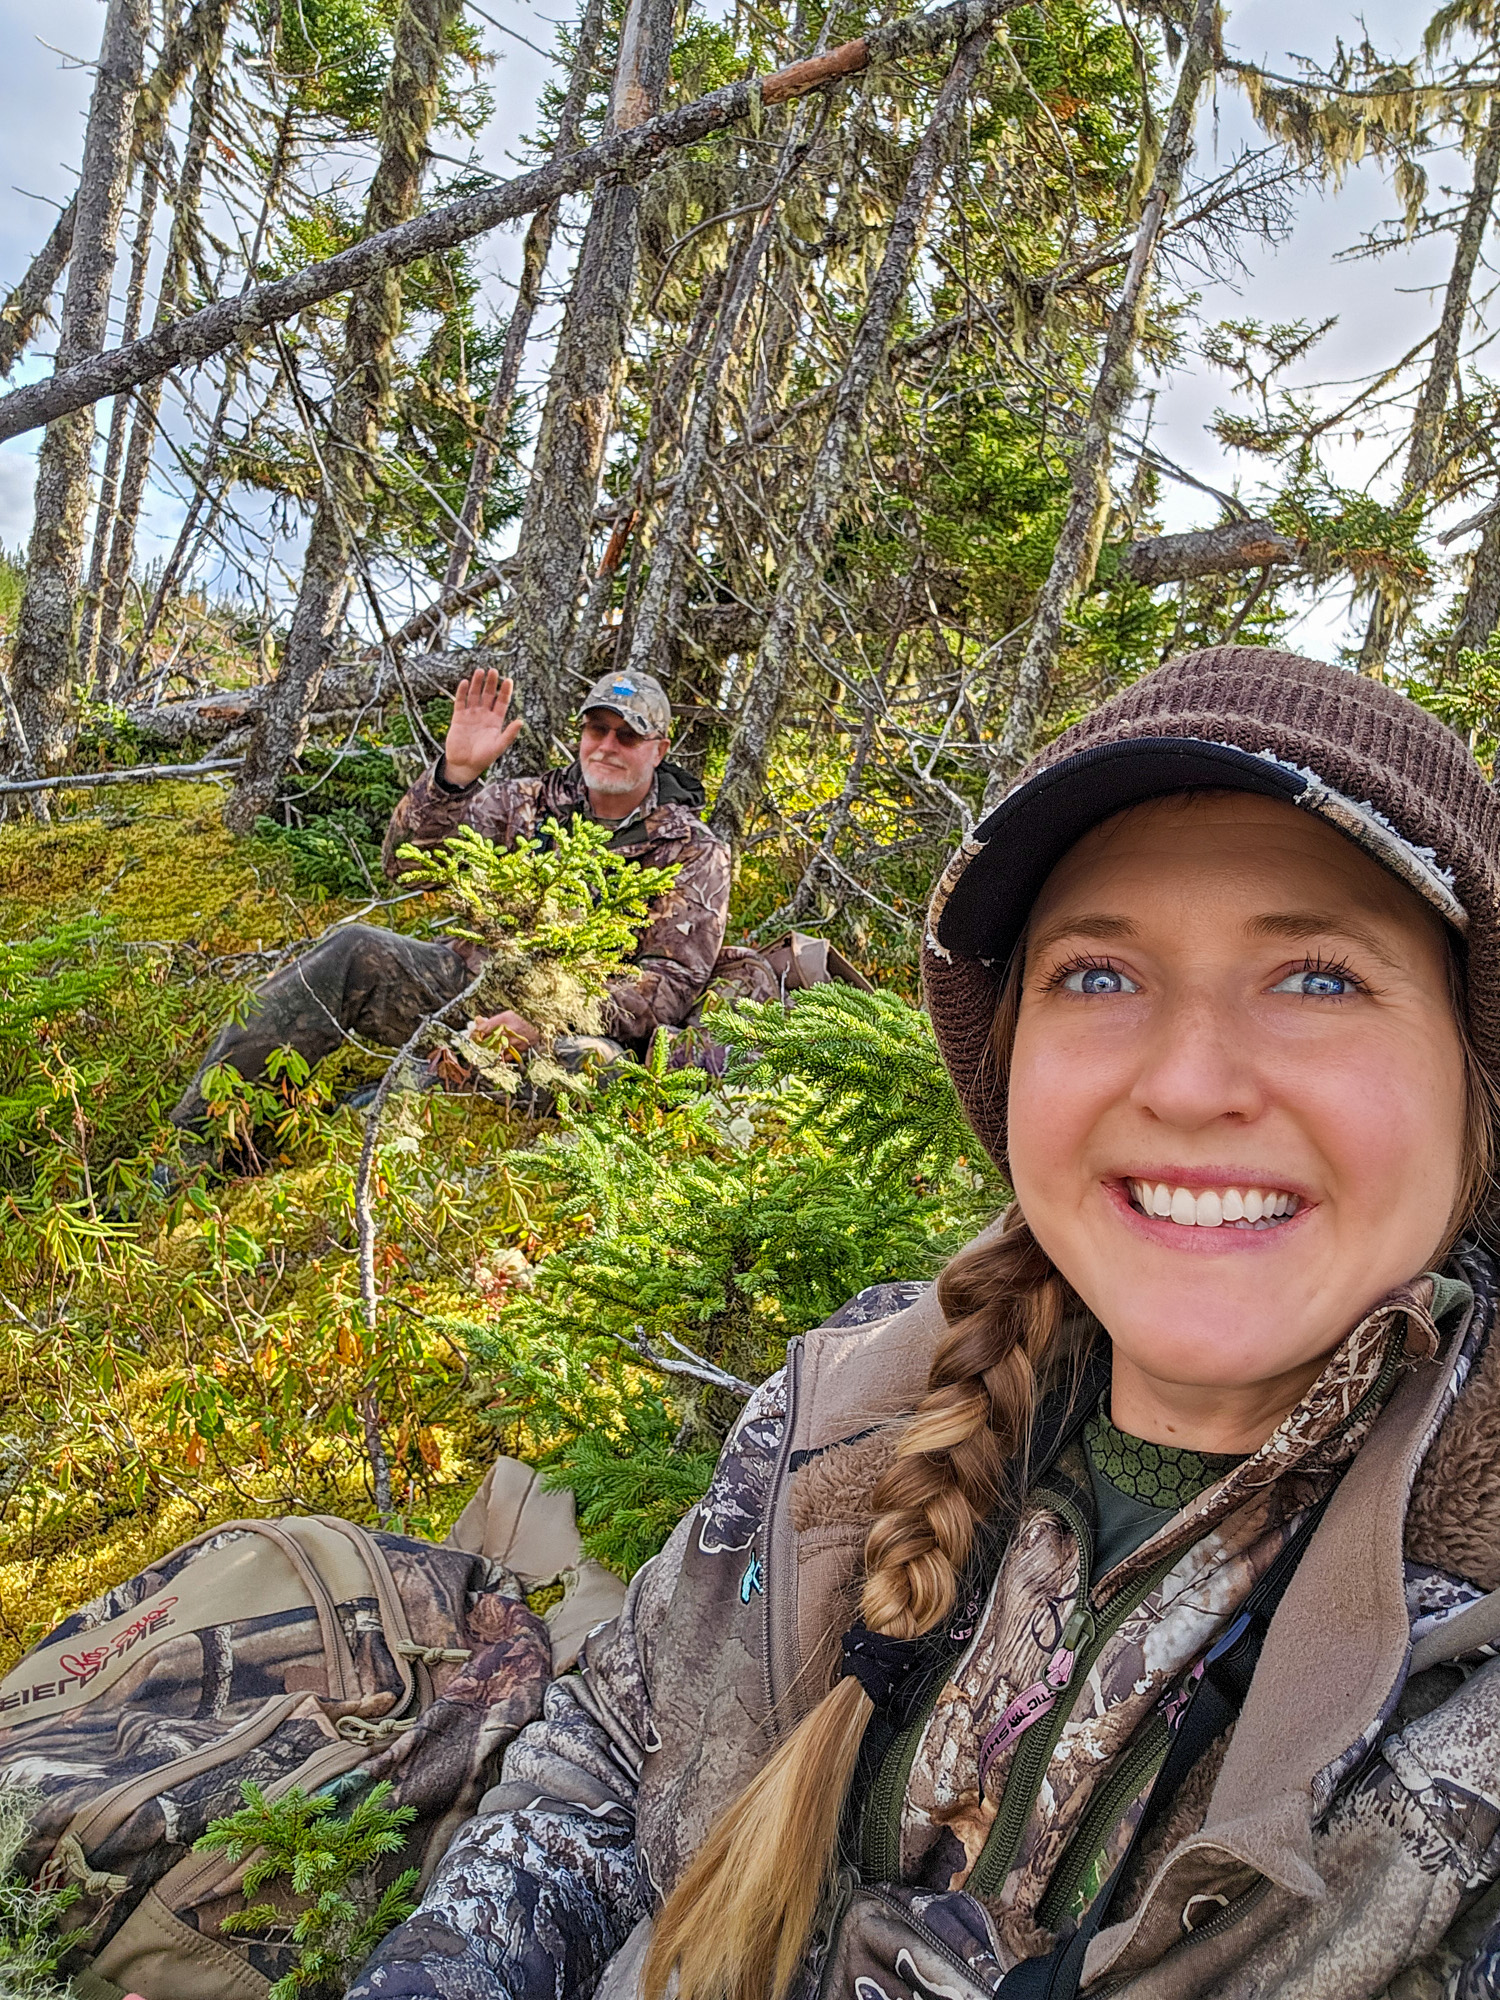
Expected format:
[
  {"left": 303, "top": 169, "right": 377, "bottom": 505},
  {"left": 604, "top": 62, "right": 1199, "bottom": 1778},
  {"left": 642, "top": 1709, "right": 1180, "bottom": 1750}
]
[{"left": 442, "top": 669, "right": 522, "bottom": 786}]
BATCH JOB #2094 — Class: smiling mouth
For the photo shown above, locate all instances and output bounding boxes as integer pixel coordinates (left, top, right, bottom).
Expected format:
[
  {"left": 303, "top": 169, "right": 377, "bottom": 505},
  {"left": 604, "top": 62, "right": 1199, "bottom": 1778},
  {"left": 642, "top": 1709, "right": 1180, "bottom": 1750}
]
[{"left": 1124, "top": 1180, "right": 1303, "bottom": 1230}]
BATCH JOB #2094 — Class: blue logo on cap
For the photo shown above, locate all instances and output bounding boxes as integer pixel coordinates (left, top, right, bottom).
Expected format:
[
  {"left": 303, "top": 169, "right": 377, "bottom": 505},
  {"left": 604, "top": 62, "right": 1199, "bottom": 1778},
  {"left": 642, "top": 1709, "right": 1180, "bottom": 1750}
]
[{"left": 611, "top": 679, "right": 637, "bottom": 697}]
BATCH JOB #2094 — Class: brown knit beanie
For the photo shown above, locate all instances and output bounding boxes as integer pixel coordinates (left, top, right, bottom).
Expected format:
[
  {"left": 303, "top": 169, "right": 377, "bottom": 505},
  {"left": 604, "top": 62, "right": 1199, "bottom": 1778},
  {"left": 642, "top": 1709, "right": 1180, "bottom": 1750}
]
[{"left": 924, "top": 646, "right": 1500, "bottom": 1183}]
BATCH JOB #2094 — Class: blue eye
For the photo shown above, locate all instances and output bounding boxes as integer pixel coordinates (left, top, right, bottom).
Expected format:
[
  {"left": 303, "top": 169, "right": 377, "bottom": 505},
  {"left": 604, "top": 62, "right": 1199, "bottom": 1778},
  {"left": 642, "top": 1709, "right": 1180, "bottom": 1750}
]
[
  {"left": 1272, "top": 968, "right": 1352, "bottom": 997},
  {"left": 1062, "top": 965, "right": 1139, "bottom": 995}
]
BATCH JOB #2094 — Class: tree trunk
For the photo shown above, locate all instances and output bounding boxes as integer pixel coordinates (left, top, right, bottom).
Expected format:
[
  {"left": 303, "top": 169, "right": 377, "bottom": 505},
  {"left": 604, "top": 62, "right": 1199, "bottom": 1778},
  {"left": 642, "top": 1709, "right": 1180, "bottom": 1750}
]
[
  {"left": 0, "top": 0, "right": 226, "bottom": 381},
  {"left": 95, "top": 0, "right": 229, "bottom": 698},
  {"left": 710, "top": 12, "right": 1001, "bottom": 849},
  {"left": 1359, "top": 94, "right": 1500, "bottom": 677},
  {"left": 78, "top": 159, "right": 160, "bottom": 687},
  {"left": 5, "top": 0, "right": 150, "bottom": 791},
  {"left": 125, "top": 98, "right": 295, "bottom": 694},
  {"left": 1453, "top": 509, "right": 1500, "bottom": 659},
  {"left": 982, "top": 0, "right": 1219, "bottom": 808},
  {"left": 500, "top": 0, "right": 677, "bottom": 768},
  {"left": 625, "top": 148, "right": 802, "bottom": 681},
  {"left": 434, "top": 0, "right": 605, "bottom": 628},
  {"left": 224, "top": 0, "right": 463, "bottom": 833}
]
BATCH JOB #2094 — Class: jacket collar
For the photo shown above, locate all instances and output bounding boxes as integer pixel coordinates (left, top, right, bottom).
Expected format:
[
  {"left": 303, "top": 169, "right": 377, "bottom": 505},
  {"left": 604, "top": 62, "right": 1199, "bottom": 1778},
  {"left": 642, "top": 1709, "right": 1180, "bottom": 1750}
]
[{"left": 1083, "top": 1252, "right": 1491, "bottom": 1984}]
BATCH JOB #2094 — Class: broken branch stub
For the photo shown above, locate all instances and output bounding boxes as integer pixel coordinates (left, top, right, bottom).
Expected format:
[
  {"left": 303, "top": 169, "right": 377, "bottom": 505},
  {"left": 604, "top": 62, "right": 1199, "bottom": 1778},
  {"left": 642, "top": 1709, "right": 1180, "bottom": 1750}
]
[{"left": 1117, "top": 519, "right": 1302, "bottom": 586}]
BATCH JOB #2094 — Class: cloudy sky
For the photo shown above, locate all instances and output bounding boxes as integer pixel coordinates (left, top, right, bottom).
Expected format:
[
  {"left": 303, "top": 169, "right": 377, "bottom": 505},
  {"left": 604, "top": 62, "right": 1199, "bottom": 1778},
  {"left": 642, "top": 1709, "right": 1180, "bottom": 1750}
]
[{"left": 0, "top": 0, "right": 1459, "bottom": 654}]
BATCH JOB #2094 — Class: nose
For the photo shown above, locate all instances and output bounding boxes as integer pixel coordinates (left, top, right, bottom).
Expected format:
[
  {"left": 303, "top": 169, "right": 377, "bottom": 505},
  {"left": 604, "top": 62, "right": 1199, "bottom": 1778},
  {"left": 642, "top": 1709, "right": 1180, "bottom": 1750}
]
[{"left": 1128, "top": 986, "right": 1265, "bottom": 1133}]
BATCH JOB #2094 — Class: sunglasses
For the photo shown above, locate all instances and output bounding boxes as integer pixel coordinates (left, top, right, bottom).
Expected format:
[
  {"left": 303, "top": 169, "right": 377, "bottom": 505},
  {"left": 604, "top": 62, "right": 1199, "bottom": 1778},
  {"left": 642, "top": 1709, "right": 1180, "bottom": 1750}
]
[{"left": 581, "top": 716, "right": 653, "bottom": 749}]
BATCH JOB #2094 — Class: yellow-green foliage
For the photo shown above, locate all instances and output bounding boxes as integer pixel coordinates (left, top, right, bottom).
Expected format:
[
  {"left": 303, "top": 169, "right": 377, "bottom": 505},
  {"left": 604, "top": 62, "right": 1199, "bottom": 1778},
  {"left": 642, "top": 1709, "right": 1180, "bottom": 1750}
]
[
  {"left": 0, "top": 779, "right": 962, "bottom": 1681},
  {"left": 395, "top": 818, "right": 680, "bottom": 1045}
]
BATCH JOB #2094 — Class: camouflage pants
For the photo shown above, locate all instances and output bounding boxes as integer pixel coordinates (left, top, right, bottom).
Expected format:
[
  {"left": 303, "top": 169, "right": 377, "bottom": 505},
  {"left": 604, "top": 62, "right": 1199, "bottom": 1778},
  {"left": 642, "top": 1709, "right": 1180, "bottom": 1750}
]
[{"left": 170, "top": 923, "right": 473, "bottom": 1133}]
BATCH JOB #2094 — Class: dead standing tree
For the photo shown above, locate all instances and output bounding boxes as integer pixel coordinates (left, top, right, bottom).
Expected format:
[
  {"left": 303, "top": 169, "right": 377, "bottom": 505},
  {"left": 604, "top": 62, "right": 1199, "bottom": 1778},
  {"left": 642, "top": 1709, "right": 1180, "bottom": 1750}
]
[
  {"left": 983, "top": 0, "right": 1221, "bottom": 808},
  {"left": 709, "top": 9, "right": 1009, "bottom": 851},
  {"left": 499, "top": 0, "right": 678, "bottom": 768},
  {"left": 224, "top": 0, "right": 464, "bottom": 833},
  {"left": 0, "top": 0, "right": 225, "bottom": 381},
  {"left": 433, "top": 0, "right": 608, "bottom": 636},
  {"left": 5, "top": 0, "right": 150, "bottom": 798},
  {"left": 91, "top": 0, "right": 235, "bottom": 697},
  {"left": 1358, "top": 94, "right": 1500, "bottom": 678}
]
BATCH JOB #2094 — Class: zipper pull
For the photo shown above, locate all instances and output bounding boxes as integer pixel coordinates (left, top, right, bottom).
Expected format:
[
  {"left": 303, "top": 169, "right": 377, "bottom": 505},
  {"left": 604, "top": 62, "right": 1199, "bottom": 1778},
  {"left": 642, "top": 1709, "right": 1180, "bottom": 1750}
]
[{"left": 1048, "top": 1603, "right": 1094, "bottom": 1689}]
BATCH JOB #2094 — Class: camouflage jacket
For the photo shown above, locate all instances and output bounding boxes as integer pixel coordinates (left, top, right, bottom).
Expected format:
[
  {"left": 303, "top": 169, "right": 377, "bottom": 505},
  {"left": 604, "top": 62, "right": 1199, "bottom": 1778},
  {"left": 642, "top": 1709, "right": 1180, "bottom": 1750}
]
[
  {"left": 381, "top": 759, "right": 730, "bottom": 1046},
  {"left": 349, "top": 1242, "right": 1500, "bottom": 2000}
]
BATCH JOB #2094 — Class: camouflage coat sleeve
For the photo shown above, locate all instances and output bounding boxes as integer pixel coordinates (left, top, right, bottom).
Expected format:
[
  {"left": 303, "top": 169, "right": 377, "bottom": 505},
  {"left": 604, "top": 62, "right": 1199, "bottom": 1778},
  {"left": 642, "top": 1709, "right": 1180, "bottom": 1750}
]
[
  {"left": 381, "top": 764, "right": 545, "bottom": 881},
  {"left": 347, "top": 1375, "right": 789, "bottom": 2000},
  {"left": 604, "top": 822, "right": 731, "bottom": 1042}
]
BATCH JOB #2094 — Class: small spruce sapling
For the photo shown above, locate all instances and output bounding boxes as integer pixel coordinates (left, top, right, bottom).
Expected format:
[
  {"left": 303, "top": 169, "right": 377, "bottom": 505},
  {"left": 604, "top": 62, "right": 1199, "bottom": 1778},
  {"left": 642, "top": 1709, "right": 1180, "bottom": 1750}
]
[
  {"left": 395, "top": 818, "right": 679, "bottom": 1069},
  {"left": 196, "top": 1779, "right": 419, "bottom": 2000},
  {"left": 0, "top": 1780, "right": 89, "bottom": 1998}
]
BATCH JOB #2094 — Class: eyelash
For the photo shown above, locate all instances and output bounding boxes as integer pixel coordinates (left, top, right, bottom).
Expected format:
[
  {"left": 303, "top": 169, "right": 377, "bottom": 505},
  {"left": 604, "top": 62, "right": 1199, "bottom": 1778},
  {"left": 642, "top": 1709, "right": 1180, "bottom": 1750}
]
[
  {"left": 1042, "top": 953, "right": 1126, "bottom": 993},
  {"left": 1039, "top": 951, "right": 1371, "bottom": 995},
  {"left": 1290, "top": 952, "right": 1368, "bottom": 996}
]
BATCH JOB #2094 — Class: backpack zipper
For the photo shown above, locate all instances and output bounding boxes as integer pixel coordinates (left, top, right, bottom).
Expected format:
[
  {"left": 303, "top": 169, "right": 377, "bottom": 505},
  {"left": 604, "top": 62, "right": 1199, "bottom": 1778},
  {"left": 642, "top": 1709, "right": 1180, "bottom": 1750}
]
[
  {"left": 966, "top": 1488, "right": 1187, "bottom": 1903},
  {"left": 859, "top": 1883, "right": 995, "bottom": 1996},
  {"left": 1087, "top": 1876, "right": 1269, "bottom": 1998}
]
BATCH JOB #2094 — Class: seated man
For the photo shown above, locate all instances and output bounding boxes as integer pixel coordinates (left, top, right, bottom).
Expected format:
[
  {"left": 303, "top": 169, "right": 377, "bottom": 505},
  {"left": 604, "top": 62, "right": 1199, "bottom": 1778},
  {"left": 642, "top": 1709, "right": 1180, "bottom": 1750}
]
[{"left": 169, "top": 669, "right": 731, "bottom": 1137}]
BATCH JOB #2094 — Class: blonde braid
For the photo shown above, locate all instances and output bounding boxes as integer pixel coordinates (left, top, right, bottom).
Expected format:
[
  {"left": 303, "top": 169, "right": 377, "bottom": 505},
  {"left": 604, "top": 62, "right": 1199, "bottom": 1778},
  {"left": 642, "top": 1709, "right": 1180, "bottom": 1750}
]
[
  {"left": 862, "top": 1213, "right": 1063, "bottom": 1637},
  {"left": 644, "top": 1210, "right": 1069, "bottom": 2000}
]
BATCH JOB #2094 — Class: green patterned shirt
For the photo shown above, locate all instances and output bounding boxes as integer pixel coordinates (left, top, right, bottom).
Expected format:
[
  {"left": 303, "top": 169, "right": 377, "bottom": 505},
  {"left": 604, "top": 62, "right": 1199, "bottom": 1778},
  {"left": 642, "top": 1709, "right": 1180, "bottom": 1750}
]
[{"left": 1083, "top": 1397, "right": 1244, "bottom": 1576}]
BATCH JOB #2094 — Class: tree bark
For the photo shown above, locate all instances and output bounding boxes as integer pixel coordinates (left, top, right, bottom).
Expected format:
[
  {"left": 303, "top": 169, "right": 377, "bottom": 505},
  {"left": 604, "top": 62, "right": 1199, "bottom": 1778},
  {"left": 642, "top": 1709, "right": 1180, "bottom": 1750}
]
[
  {"left": 1359, "top": 95, "right": 1500, "bottom": 677},
  {"left": 982, "top": 0, "right": 1219, "bottom": 809},
  {"left": 125, "top": 100, "right": 296, "bottom": 693},
  {"left": 710, "top": 12, "right": 1002, "bottom": 849},
  {"left": 435, "top": 0, "right": 605, "bottom": 626},
  {"left": 5, "top": 0, "right": 150, "bottom": 791},
  {"left": 1453, "top": 509, "right": 1500, "bottom": 659},
  {"left": 1117, "top": 518, "right": 1301, "bottom": 585},
  {"left": 78, "top": 158, "right": 160, "bottom": 687},
  {"left": 625, "top": 145, "right": 804, "bottom": 681},
  {"left": 0, "top": 0, "right": 226, "bottom": 380},
  {"left": 500, "top": 0, "right": 676, "bottom": 767},
  {"left": 95, "top": 0, "right": 230, "bottom": 698},
  {"left": 0, "top": 0, "right": 1005, "bottom": 448},
  {"left": 224, "top": 0, "right": 464, "bottom": 833}
]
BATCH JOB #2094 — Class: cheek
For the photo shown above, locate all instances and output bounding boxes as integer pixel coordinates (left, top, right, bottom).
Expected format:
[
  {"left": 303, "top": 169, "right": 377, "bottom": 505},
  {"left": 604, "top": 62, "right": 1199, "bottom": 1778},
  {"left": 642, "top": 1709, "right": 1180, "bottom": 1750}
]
[
  {"left": 1289, "top": 1021, "right": 1467, "bottom": 1224},
  {"left": 1006, "top": 1013, "right": 1127, "bottom": 1200}
]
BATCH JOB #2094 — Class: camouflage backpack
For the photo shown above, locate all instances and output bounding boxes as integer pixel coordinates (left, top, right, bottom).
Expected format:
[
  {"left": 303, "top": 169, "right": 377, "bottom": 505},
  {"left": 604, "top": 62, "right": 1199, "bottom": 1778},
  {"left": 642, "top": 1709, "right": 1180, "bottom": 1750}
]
[{"left": 0, "top": 1510, "right": 554, "bottom": 2000}]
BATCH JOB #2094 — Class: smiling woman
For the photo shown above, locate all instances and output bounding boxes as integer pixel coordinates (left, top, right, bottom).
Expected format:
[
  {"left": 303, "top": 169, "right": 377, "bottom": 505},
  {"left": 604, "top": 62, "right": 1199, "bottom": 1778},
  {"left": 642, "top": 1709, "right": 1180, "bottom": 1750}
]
[
  {"left": 349, "top": 648, "right": 1500, "bottom": 2000},
  {"left": 1008, "top": 789, "right": 1471, "bottom": 1453}
]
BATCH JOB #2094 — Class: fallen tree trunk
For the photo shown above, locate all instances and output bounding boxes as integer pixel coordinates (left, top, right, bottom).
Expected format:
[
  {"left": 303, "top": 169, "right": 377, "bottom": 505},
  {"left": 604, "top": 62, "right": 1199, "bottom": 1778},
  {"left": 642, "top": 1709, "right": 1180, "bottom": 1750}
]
[
  {"left": 0, "top": 0, "right": 1002, "bottom": 446},
  {"left": 0, "top": 756, "right": 242, "bottom": 796},
  {"left": 125, "top": 606, "right": 768, "bottom": 747},
  {"left": 1116, "top": 519, "right": 1301, "bottom": 585}
]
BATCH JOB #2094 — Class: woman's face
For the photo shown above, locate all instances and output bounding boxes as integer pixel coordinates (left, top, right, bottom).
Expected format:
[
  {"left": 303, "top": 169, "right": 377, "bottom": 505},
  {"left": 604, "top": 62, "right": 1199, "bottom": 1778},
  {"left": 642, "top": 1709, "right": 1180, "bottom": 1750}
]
[{"left": 1007, "top": 791, "right": 1469, "bottom": 1447}]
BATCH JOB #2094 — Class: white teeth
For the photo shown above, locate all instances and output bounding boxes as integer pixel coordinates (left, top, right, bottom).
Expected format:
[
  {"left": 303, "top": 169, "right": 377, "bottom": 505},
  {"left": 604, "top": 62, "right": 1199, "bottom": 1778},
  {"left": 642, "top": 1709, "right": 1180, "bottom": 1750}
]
[{"left": 1126, "top": 1181, "right": 1300, "bottom": 1228}]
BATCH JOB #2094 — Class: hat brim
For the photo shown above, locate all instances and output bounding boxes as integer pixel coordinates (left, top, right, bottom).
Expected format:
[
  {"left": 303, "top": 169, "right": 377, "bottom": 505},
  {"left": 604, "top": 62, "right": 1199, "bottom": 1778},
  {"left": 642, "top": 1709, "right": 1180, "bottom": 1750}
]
[{"left": 932, "top": 736, "right": 1468, "bottom": 968}]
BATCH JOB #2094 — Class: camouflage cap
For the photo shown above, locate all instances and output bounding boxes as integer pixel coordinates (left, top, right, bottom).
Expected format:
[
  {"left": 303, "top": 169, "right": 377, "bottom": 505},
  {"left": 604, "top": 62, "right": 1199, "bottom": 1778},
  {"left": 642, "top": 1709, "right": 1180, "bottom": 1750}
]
[{"left": 579, "top": 670, "right": 672, "bottom": 739}]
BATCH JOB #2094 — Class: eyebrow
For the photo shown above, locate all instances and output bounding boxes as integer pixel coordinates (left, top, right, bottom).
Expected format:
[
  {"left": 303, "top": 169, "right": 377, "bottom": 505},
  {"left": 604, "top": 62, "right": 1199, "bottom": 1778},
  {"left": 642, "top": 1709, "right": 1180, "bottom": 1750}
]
[
  {"left": 1028, "top": 907, "right": 1405, "bottom": 971},
  {"left": 1026, "top": 913, "right": 1139, "bottom": 958},
  {"left": 1244, "top": 910, "right": 1405, "bottom": 969}
]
